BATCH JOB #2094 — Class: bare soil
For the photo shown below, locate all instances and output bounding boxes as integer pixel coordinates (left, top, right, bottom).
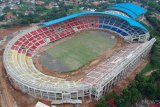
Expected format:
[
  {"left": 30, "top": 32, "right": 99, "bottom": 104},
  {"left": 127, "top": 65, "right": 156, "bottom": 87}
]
[{"left": 0, "top": 26, "right": 29, "bottom": 37}]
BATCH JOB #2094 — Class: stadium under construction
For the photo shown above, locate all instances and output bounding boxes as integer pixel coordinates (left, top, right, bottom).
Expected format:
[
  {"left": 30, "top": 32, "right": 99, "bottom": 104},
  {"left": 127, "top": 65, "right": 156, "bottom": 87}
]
[{"left": 3, "top": 3, "right": 156, "bottom": 105}]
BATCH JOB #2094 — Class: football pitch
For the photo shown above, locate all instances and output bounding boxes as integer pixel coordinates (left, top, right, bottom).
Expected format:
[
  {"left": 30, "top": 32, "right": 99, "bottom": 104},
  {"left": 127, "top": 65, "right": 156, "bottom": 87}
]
[{"left": 41, "top": 31, "right": 116, "bottom": 72}]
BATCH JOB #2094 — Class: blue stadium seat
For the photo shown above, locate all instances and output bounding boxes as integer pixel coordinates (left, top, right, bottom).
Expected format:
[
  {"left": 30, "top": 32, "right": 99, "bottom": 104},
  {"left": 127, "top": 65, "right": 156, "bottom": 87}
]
[
  {"left": 103, "top": 25, "right": 111, "bottom": 29},
  {"left": 99, "top": 25, "right": 103, "bottom": 28},
  {"left": 116, "top": 29, "right": 122, "bottom": 33},
  {"left": 111, "top": 27, "right": 118, "bottom": 32},
  {"left": 120, "top": 32, "right": 128, "bottom": 36},
  {"left": 99, "top": 19, "right": 104, "bottom": 24}
]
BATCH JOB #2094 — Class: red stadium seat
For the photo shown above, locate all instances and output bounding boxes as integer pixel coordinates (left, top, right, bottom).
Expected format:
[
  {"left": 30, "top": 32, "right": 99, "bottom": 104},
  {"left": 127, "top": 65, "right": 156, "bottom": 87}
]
[
  {"left": 36, "top": 29, "right": 43, "bottom": 33},
  {"left": 25, "top": 34, "right": 32, "bottom": 38},
  {"left": 14, "top": 41, "right": 20, "bottom": 46},
  {"left": 18, "top": 48, "right": 22, "bottom": 53},
  {"left": 26, "top": 52, "right": 32, "bottom": 57},
  {"left": 41, "top": 27, "right": 48, "bottom": 32},
  {"left": 39, "top": 40, "right": 45, "bottom": 44},
  {"left": 22, "top": 50, "right": 26, "bottom": 54},
  {"left": 24, "top": 41, "right": 29, "bottom": 45},
  {"left": 29, "top": 37, "right": 34, "bottom": 41},
  {"left": 54, "top": 35, "right": 60, "bottom": 40},
  {"left": 35, "top": 42, "right": 40, "bottom": 47},
  {"left": 30, "top": 31, "right": 38, "bottom": 35},
  {"left": 31, "top": 45, "right": 37, "bottom": 50},
  {"left": 37, "top": 37, "right": 42, "bottom": 40},
  {"left": 27, "top": 42, "right": 33, "bottom": 47}
]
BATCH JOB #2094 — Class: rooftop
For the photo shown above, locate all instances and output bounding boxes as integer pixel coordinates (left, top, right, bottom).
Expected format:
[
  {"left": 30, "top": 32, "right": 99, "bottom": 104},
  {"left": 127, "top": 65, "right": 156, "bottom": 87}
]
[
  {"left": 111, "top": 3, "right": 147, "bottom": 18},
  {"left": 40, "top": 12, "right": 147, "bottom": 31}
]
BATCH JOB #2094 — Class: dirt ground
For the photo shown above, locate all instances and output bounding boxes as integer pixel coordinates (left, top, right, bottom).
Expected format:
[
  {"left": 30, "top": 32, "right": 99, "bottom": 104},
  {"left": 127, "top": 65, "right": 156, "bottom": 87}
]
[
  {"left": 9, "top": 85, "right": 51, "bottom": 107},
  {"left": 0, "top": 26, "right": 30, "bottom": 50},
  {"left": 0, "top": 26, "right": 30, "bottom": 37},
  {"left": 34, "top": 29, "right": 127, "bottom": 81}
]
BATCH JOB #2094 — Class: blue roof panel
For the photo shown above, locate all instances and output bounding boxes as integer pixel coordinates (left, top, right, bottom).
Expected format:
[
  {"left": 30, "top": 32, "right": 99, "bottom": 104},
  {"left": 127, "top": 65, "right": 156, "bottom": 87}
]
[
  {"left": 40, "top": 12, "right": 87, "bottom": 26},
  {"left": 112, "top": 3, "right": 147, "bottom": 16},
  {"left": 40, "top": 12, "right": 147, "bottom": 31},
  {"left": 109, "top": 7, "right": 138, "bottom": 18}
]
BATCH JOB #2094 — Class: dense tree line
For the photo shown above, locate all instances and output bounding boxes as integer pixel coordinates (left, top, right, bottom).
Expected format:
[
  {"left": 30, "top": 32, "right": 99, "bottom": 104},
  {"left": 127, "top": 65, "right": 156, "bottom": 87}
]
[
  {"left": 0, "top": 1, "right": 115, "bottom": 27},
  {"left": 145, "top": 13, "right": 160, "bottom": 67},
  {"left": 0, "top": 1, "right": 80, "bottom": 27},
  {"left": 14, "top": 2, "right": 79, "bottom": 25}
]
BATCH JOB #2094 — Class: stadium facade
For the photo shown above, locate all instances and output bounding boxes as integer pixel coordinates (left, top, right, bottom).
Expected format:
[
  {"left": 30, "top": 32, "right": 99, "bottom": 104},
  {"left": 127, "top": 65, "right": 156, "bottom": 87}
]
[{"left": 3, "top": 3, "right": 156, "bottom": 104}]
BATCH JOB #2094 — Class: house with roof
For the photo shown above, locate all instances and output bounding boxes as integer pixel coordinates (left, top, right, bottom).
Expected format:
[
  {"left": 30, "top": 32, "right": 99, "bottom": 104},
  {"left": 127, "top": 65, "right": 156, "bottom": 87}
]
[{"left": 5, "top": 12, "right": 16, "bottom": 19}]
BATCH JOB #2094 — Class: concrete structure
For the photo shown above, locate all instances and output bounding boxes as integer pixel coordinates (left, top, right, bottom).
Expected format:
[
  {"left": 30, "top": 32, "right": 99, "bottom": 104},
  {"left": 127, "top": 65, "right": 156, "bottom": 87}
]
[
  {"left": 35, "top": 101, "right": 50, "bottom": 107},
  {"left": 3, "top": 3, "right": 155, "bottom": 105}
]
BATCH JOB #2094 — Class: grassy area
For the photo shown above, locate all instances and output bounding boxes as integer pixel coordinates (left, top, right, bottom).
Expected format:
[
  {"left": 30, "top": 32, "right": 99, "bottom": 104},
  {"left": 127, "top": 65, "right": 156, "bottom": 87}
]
[
  {"left": 44, "top": 31, "right": 115, "bottom": 72},
  {"left": 140, "top": 63, "right": 154, "bottom": 75}
]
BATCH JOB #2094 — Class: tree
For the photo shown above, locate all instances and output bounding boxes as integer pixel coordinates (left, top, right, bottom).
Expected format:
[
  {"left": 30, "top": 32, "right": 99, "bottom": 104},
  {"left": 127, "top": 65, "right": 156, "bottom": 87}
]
[
  {"left": 0, "top": 15, "right": 5, "bottom": 21},
  {"left": 116, "top": 0, "right": 123, "bottom": 3},
  {"left": 3, "top": 6, "right": 11, "bottom": 13},
  {"left": 155, "top": 82, "right": 160, "bottom": 100},
  {"left": 96, "top": 103, "right": 111, "bottom": 107},
  {"left": 96, "top": 3, "right": 110, "bottom": 12},
  {"left": 35, "top": 5, "right": 46, "bottom": 13},
  {"left": 152, "top": 70, "right": 160, "bottom": 81},
  {"left": 116, "top": 96, "right": 125, "bottom": 106},
  {"left": 151, "top": 39, "right": 160, "bottom": 67}
]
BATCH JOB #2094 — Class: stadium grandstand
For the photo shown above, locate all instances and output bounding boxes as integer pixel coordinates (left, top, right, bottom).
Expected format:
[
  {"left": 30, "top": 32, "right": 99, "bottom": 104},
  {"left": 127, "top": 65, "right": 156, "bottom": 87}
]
[{"left": 3, "top": 3, "right": 155, "bottom": 105}]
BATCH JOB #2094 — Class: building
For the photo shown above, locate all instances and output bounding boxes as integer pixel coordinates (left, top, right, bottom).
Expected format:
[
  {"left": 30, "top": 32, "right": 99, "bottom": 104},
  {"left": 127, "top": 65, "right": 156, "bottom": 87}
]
[{"left": 5, "top": 12, "right": 16, "bottom": 19}]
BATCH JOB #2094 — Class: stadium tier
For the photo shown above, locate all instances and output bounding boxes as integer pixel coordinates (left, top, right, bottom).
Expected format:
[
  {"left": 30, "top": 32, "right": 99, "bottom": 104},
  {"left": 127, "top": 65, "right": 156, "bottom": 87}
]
[{"left": 3, "top": 3, "right": 155, "bottom": 105}]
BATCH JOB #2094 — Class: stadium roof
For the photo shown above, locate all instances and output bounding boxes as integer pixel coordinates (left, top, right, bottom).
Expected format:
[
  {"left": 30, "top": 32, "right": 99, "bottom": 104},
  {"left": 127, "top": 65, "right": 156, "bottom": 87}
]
[
  {"left": 111, "top": 3, "right": 147, "bottom": 18},
  {"left": 108, "top": 7, "right": 137, "bottom": 18},
  {"left": 40, "top": 12, "right": 147, "bottom": 31}
]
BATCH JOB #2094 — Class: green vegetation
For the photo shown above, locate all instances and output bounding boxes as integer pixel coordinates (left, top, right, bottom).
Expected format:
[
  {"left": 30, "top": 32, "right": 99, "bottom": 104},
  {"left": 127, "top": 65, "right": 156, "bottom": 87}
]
[
  {"left": 0, "top": 0, "right": 120, "bottom": 27},
  {"left": 44, "top": 31, "right": 115, "bottom": 72},
  {"left": 0, "top": 1, "right": 81, "bottom": 27},
  {"left": 145, "top": 13, "right": 160, "bottom": 67},
  {"left": 2, "top": 6, "right": 11, "bottom": 13},
  {"left": 0, "top": 15, "right": 5, "bottom": 21},
  {"left": 96, "top": 3, "right": 110, "bottom": 12},
  {"left": 140, "top": 63, "right": 154, "bottom": 75},
  {"left": 141, "top": 0, "right": 160, "bottom": 12}
]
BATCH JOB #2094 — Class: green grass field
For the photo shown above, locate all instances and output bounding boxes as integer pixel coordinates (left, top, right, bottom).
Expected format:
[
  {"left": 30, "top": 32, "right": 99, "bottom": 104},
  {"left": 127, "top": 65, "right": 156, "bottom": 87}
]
[{"left": 42, "top": 31, "right": 115, "bottom": 72}]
